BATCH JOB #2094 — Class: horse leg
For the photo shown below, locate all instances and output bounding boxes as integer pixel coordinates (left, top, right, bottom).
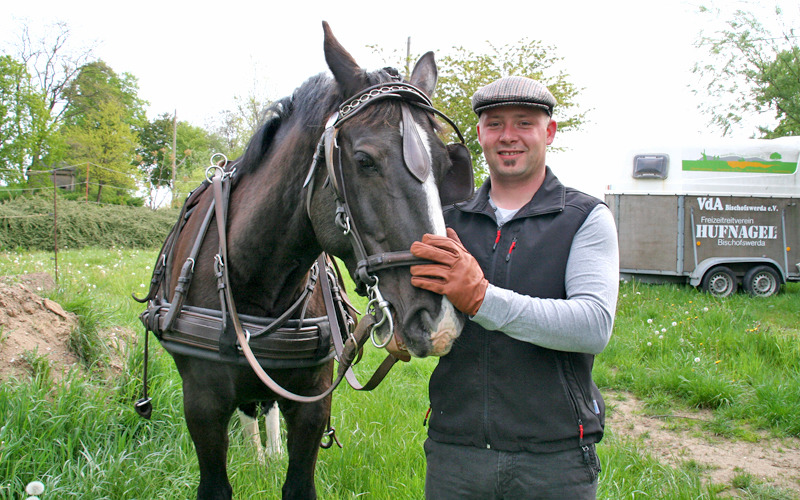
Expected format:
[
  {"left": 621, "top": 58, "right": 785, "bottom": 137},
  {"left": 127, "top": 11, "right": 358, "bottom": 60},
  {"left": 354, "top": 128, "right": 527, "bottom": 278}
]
[
  {"left": 279, "top": 398, "right": 330, "bottom": 499},
  {"left": 237, "top": 403, "right": 266, "bottom": 462},
  {"left": 278, "top": 376, "right": 332, "bottom": 500},
  {"left": 264, "top": 401, "right": 284, "bottom": 456},
  {"left": 181, "top": 377, "right": 236, "bottom": 500}
]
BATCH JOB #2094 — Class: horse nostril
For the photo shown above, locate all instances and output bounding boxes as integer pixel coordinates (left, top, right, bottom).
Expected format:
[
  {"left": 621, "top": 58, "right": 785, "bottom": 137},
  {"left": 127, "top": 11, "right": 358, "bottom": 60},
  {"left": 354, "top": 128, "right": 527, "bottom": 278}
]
[{"left": 419, "top": 309, "right": 434, "bottom": 331}]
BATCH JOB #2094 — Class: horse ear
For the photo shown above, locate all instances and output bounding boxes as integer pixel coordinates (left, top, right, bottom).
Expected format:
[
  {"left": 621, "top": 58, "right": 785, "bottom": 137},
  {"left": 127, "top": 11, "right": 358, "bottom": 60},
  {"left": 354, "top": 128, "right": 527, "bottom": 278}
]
[
  {"left": 409, "top": 51, "right": 438, "bottom": 98},
  {"left": 322, "top": 21, "right": 367, "bottom": 97}
]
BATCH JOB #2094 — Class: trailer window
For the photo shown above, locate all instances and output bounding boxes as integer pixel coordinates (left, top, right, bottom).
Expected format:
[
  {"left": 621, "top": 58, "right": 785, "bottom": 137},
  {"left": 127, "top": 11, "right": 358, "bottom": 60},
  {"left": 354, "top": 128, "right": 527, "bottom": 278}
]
[{"left": 632, "top": 154, "right": 669, "bottom": 179}]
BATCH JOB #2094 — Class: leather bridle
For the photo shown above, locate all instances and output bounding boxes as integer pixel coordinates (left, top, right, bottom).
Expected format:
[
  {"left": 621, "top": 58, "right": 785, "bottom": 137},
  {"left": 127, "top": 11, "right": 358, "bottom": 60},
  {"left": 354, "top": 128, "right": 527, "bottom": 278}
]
[{"left": 303, "top": 81, "right": 473, "bottom": 348}]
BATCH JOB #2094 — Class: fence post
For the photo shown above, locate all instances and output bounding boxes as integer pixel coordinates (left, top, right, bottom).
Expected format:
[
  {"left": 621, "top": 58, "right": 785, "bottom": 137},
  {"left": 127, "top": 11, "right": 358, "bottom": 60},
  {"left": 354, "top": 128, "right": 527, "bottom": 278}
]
[{"left": 53, "top": 174, "right": 59, "bottom": 284}]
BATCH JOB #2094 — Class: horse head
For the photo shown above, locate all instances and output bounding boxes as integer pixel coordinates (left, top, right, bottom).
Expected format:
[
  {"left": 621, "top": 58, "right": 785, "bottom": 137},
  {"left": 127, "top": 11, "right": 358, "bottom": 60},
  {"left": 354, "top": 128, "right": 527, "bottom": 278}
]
[{"left": 308, "top": 22, "right": 472, "bottom": 358}]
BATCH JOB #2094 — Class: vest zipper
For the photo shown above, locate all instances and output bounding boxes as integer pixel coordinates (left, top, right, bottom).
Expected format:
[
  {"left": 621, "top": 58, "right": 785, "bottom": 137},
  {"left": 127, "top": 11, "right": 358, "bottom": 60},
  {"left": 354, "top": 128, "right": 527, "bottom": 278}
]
[
  {"left": 556, "top": 354, "right": 585, "bottom": 447},
  {"left": 484, "top": 223, "right": 506, "bottom": 448},
  {"left": 505, "top": 237, "right": 517, "bottom": 262}
]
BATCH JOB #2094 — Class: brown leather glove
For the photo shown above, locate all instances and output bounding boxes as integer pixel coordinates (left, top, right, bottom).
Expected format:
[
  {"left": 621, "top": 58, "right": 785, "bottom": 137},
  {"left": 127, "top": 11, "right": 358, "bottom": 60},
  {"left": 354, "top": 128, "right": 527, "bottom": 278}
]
[{"left": 410, "top": 228, "right": 488, "bottom": 316}]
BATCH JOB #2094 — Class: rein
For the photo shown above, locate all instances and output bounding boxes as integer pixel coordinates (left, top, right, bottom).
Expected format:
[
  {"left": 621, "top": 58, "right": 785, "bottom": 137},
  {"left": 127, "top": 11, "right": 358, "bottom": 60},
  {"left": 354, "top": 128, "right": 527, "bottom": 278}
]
[{"left": 208, "top": 169, "right": 400, "bottom": 403}]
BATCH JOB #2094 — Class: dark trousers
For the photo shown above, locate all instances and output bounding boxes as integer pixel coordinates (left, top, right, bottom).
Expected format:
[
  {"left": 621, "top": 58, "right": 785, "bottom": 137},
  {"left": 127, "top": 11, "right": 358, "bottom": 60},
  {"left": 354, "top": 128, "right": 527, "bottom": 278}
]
[{"left": 424, "top": 438, "right": 600, "bottom": 500}]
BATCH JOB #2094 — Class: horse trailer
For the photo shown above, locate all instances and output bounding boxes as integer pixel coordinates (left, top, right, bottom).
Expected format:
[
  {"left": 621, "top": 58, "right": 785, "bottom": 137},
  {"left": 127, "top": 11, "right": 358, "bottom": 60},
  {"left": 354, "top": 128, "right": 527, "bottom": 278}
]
[{"left": 605, "top": 137, "right": 800, "bottom": 297}]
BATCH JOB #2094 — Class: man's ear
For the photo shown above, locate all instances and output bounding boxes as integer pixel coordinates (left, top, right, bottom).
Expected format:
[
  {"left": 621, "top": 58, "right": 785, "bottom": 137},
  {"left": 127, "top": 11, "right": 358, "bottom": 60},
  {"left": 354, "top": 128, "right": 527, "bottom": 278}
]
[{"left": 546, "top": 119, "right": 557, "bottom": 145}]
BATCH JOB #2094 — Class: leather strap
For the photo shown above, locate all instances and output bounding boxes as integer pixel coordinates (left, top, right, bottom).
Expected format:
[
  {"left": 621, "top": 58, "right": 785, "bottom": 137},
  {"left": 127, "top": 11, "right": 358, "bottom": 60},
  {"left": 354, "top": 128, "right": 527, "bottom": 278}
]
[
  {"left": 211, "top": 174, "right": 397, "bottom": 402},
  {"left": 318, "top": 254, "right": 400, "bottom": 391}
]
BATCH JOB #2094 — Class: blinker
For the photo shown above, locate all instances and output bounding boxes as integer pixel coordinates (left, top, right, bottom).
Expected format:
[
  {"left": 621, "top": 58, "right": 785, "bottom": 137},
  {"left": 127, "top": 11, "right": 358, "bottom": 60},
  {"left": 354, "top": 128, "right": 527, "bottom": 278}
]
[
  {"left": 401, "top": 104, "right": 431, "bottom": 183},
  {"left": 440, "top": 143, "right": 475, "bottom": 206}
]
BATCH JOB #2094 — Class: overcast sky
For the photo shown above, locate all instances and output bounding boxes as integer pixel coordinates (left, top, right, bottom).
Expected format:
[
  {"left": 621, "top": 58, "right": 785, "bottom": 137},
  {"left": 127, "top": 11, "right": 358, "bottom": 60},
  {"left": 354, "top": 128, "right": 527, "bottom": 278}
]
[{"left": 3, "top": 0, "right": 788, "bottom": 197}]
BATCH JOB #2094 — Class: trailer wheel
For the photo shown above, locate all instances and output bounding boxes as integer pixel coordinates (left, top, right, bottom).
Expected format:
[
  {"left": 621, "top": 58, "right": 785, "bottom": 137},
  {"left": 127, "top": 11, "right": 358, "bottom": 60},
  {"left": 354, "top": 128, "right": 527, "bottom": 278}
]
[
  {"left": 701, "top": 266, "right": 738, "bottom": 297},
  {"left": 742, "top": 265, "right": 781, "bottom": 297}
]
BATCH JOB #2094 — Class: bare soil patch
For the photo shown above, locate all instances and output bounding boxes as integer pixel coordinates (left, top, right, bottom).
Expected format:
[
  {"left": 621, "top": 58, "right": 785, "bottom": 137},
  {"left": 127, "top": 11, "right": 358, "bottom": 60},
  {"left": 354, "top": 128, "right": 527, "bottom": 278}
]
[
  {"left": 606, "top": 391, "right": 800, "bottom": 495},
  {"left": 0, "top": 273, "right": 129, "bottom": 382}
]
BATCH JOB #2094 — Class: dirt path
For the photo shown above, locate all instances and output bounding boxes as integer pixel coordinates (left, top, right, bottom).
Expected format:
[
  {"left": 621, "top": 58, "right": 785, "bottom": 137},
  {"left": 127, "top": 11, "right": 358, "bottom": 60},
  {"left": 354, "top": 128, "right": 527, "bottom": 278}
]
[{"left": 606, "top": 391, "right": 800, "bottom": 495}]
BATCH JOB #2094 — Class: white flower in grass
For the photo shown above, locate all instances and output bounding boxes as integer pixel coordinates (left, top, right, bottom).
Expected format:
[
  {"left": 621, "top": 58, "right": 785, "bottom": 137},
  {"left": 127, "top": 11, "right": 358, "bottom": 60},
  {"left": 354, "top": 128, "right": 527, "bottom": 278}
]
[
  {"left": 661, "top": 328, "right": 667, "bottom": 333},
  {"left": 703, "top": 307, "right": 709, "bottom": 312},
  {"left": 672, "top": 321, "right": 677, "bottom": 327},
  {"left": 647, "top": 318, "right": 653, "bottom": 324},
  {"left": 26, "top": 481, "right": 45, "bottom": 495},
  {"left": 694, "top": 357, "right": 701, "bottom": 363}
]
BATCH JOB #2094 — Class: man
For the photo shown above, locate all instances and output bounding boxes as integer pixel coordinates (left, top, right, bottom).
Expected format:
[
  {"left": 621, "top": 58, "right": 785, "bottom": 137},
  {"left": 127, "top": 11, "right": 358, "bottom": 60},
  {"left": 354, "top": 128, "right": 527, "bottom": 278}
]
[{"left": 410, "top": 76, "right": 619, "bottom": 499}]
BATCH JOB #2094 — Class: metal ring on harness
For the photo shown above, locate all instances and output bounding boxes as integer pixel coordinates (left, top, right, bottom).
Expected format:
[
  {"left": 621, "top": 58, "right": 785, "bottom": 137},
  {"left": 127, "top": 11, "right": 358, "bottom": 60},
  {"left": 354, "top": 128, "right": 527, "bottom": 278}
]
[
  {"left": 205, "top": 153, "right": 235, "bottom": 182},
  {"left": 367, "top": 277, "right": 394, "bottom": 348},
  {"left": 335, "top": 207, "right": 351, "bottom": 235},
  {"left": 205, "top": 164, "right": 226, "bottom": 182},
  {"left": 210, "top": 152, "right": 228, "bottom": 167}
]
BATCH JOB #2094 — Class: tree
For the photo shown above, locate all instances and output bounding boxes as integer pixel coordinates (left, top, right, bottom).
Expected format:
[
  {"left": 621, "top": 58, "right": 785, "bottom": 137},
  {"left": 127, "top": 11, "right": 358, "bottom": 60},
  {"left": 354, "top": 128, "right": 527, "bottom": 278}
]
[
  {"left": 55, "top": 61, "right": 146, "bottom": 202},
  {"left": 61, "top": 99, "right": 138, "bottom": 202},
  {"left": 0, "top": 55, "right": 46, "bottom": 183},
  {"left": 692, "top": 3, "right": 800, "bottom": 137},
  {"left": 209, "top": 91, "right": 273, "bottom": 161},
  {"left": 11, "top": 21, "right": 94, "bottom": 171},
  {"left": 138, "top": 113, "right": 221, "bottom": 208},
  {"left": 757, "top": 47, "right": 800, "bottom": 137},
  {"left": 61, "top": 60, "right": 147, "bottom": 130}
]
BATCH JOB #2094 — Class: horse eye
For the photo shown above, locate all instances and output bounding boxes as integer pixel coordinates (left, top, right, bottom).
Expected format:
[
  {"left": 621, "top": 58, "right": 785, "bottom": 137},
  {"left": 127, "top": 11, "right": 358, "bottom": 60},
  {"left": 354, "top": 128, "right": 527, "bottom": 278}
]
[{"left": 354, "top": 151, "right": 378, "bottom": 173}]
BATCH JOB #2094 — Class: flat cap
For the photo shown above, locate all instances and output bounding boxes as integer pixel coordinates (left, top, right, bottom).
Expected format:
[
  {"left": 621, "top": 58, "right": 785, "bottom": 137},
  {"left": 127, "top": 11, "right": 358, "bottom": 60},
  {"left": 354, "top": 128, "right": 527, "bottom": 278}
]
[{"left": 471, "top": 76, "right": 556, "bottom": 116}]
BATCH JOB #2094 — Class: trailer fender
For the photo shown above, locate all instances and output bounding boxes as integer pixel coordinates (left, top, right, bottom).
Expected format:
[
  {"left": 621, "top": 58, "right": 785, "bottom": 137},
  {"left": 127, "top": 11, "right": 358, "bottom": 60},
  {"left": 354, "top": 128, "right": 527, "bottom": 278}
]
[{"left": 690, "top": 258, "right": 786, "bottom": 287}]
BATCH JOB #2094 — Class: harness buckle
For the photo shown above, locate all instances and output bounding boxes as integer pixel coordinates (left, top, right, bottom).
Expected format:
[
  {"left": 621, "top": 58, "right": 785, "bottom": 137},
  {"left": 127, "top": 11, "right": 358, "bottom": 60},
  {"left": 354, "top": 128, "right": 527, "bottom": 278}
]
[
  {"left": 320, "top": 426, "right": 342, "bottom": 449},
  {"left": 237, "top": 329, "right": 252, "bottom": 351}
]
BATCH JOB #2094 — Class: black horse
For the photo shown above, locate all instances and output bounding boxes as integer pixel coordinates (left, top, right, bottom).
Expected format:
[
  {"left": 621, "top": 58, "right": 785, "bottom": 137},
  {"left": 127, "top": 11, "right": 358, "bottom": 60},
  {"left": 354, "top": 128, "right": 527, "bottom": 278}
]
[{"left": 139, "top": 21, "right": 472, "bottom": 499}]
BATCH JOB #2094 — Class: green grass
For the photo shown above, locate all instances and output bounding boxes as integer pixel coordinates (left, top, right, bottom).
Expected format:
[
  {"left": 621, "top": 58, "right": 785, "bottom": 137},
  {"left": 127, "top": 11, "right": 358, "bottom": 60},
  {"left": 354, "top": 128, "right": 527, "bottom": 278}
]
[{"left": 1, "top": 248, "right": 799, "bottom": 498}]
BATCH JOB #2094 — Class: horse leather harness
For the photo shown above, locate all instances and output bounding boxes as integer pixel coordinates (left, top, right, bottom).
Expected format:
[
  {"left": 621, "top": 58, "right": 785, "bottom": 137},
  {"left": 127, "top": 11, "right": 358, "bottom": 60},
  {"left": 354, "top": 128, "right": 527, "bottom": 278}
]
[{"left": 134, "top": 80, "right": 473, "bottom": 411}]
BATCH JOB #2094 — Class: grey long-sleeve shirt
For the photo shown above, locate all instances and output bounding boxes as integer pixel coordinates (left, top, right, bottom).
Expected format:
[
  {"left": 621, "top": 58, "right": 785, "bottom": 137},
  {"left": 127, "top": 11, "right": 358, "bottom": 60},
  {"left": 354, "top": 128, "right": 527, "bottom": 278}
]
[{"left": 471, "top": 204, "right": 619, "bottom": 355}]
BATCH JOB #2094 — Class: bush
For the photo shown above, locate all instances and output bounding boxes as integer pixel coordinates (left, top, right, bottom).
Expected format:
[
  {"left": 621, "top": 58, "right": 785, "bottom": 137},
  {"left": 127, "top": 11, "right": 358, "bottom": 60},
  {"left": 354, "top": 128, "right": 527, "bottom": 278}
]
[{"left": 0, "top": 195, "right": 179, "bottom": 250}]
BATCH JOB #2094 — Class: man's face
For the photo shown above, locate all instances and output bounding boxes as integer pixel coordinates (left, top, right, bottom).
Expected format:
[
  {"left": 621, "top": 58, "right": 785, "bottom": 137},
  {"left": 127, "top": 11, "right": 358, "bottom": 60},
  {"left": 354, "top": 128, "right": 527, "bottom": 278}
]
[{"left": 476, "top": 105, "right": 557, "bottom": 184}]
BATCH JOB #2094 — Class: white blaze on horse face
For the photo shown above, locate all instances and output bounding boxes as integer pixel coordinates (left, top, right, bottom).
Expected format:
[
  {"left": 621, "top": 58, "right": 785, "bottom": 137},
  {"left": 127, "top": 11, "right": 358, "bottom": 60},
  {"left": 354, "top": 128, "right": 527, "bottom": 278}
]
[
  {"left": 400, "top": 116, "right": 458, "bottom": 356},
  {"left": 423, "top": 175, "right": 447, "bottom": 236},
  {"left": 430, "top": 298, "right": 461, "bottom": 356}
]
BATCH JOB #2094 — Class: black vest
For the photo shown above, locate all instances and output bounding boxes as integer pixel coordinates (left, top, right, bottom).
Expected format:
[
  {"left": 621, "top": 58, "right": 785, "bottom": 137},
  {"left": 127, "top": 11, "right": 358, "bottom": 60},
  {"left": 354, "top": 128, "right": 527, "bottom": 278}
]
[{"left": 428, "top": 168, "right": 605, "bottom": 453}]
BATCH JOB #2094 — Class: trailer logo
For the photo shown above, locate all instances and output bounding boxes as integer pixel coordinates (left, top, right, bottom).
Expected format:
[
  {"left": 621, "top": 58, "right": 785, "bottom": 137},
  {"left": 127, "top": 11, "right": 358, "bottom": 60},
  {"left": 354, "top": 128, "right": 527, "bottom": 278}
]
[{"left": 697, "top": 197, "right": 724, "bottom": 211}]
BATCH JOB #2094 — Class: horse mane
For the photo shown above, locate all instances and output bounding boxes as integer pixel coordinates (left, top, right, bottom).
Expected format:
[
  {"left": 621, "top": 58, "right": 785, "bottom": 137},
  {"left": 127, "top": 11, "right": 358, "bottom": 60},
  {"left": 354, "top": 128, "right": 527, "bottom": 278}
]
[{"left": 234, "top": 67, "right": 406, "bottom": 178}]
